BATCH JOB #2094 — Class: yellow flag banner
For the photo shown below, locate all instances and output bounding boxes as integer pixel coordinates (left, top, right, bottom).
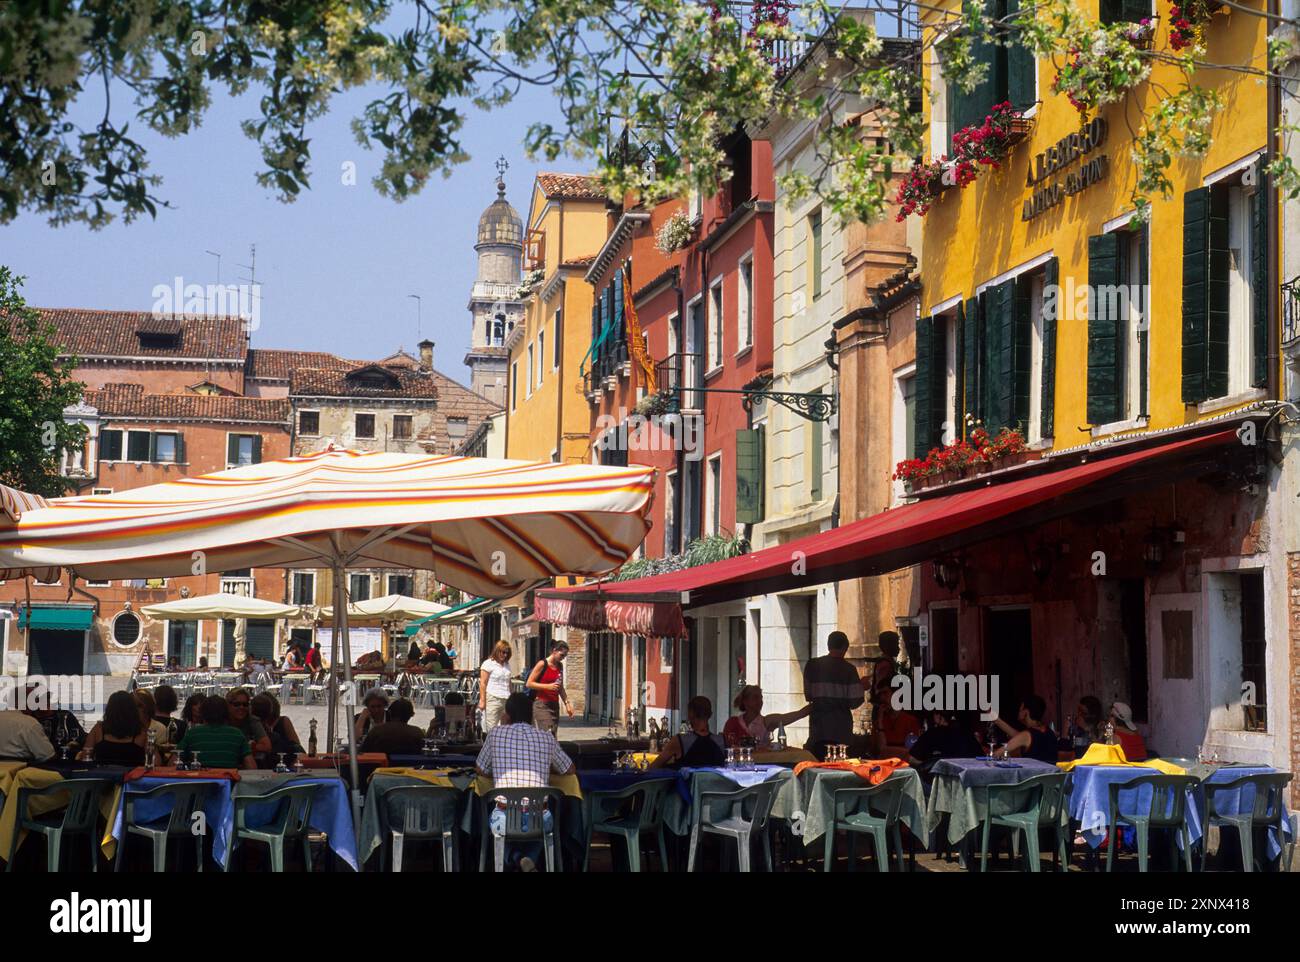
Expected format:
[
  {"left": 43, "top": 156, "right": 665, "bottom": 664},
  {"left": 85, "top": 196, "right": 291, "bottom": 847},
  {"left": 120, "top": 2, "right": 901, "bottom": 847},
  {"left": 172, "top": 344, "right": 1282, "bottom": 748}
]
[{"left": 624, "top": 269, "right": 657, "bottom": 394}]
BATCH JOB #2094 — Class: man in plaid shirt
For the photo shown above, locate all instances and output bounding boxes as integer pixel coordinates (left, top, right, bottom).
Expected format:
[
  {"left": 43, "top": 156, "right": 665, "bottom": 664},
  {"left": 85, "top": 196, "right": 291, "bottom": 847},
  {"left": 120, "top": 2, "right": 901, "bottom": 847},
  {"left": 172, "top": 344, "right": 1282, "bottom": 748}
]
[{"left": 476, "top": 693, "right": 573, "bottom": 870}]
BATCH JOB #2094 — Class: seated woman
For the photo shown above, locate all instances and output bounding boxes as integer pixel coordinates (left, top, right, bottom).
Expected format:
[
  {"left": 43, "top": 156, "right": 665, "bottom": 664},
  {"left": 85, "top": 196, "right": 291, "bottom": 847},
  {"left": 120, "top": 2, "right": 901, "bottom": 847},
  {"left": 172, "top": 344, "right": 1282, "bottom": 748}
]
[
  {"left": 1109, "top": 701, "right": 1147, "bottom": 761},
  {"left": 907, "top": 710, "right": 982, "bottom": 767},
  {"left": 721, "top": 685, "right": 810, "bottom": 749},
  {"left": 251, "top": 692, "right": 304, "bottom": 758},
  {"left": 353, "top": 689, "right": 389, "bottom": 742},
  {"left": 175, "top": 696, "right": 256, "bottom": 770},
  {"left": 82, "top": 690, "right": 170, "bottom": 764},
  {"left": 88, "top": 691, "right": 147, "bottom": 766},
  {"left": 992, "top": 694, "right": 1058, "bottom": 764},
  {"left": 1068, "top": 695, "right": 1104, "bottom": 758},
  {"left": 650, "top": 696, "right": 727, "bottom": 769}
]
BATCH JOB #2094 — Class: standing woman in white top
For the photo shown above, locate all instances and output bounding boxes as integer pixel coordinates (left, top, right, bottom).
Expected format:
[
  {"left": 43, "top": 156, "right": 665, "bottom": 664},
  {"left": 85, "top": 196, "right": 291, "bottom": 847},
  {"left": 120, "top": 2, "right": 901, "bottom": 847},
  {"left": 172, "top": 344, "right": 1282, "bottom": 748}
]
[{"left": 478, "top": 640, "right": 514, "bottom": 732}]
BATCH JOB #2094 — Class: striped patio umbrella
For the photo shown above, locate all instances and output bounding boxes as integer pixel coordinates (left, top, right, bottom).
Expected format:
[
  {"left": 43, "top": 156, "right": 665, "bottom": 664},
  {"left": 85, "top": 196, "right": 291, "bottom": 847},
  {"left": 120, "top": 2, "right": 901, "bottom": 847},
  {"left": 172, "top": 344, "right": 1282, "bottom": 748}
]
[
  {"left": 0, "top": 482, "right": 61, "bottom": 583},
  {"left": 0, "top": 447, "right": 655, "bottom": 821}
]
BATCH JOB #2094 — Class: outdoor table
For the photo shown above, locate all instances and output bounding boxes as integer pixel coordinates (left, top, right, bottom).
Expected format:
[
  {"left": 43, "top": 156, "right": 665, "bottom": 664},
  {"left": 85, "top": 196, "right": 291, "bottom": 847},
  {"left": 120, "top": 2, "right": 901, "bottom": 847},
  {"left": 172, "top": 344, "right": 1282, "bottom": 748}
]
[
  {"left": 794, "top": 766, "right": 928, "bottom": 848},
  {"left": 1188, "top": 763, "right": 1293, "bottom": 862},
  {"left": 389, "top": 753, "right": 479, "bottom": 768},
  {"left": 0, "top": 762, "right": 128, "bottom": 864},
  {"left": 228, "top": 769, "right": 358, "bottom": 870},
  {"left": 754, "top": 748, "right": 817, "bottom": 766},
  {"left": 358, "top": 767, "right": 477, "bottom": 867},
  {"left": 925, "top": 757, "right": 1060, "bottom": 848},
  {"left": 659, "top": 765, "right": 797, "bottom": 837},
  {"left": 107, "top": 768, "right": 242, "bottom": 866}
]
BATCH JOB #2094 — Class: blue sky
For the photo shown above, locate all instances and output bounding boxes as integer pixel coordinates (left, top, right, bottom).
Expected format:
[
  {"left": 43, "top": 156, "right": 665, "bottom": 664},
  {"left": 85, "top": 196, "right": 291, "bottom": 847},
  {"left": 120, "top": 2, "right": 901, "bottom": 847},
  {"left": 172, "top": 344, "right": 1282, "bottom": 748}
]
[{"left": 2, "top": 78, "right": 577, "bottom": 387}]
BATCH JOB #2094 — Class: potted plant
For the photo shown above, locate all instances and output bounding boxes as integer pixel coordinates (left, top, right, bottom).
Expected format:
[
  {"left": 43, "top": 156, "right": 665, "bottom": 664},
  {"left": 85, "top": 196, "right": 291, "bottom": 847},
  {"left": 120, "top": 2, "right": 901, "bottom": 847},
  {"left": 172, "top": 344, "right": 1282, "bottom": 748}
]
[
  {"left": 1052, "top": 19, "right": 1154, "bottom": 114},
  {"left": 895, "top": 157, "right": 949, "bottom": 221},
  {"left": 952, "top": 102, "right": 1033, "bottom": 172},
  {"left": 655, "top": 211, "right": 695, "bottom": 254},
  {"left": 1169, "top": 0, "right": 1221, "bottom": 51}
]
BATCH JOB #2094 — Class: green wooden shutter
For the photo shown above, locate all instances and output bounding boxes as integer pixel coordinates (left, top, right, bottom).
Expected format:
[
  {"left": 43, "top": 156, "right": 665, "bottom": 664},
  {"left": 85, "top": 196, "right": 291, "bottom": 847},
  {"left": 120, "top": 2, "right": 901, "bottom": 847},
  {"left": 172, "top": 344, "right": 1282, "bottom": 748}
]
[
  {"left": 176, "top": 432, "right": 186, "bottom": 465},
  {"left": 1207, "top": 185, "right": 1231, "bottom": 399},
  {"left": 1099, "top": 0, "right": 1147, "bottom": 23},
  {"left": 735, "top": 429, "right": 763, "bottom": 524},
  {"left": 1182, "top": 187, "right": 1210, "bottom": 403},
  {"left": 1136, "top": 228, "right": 1150, "bottom": 416},
  {"left": 251, "top": 435, "right": 262, "bottom": 465},
  {"left": 949, "top": 0, "right": 1004, "bottom": 148},
  {"left": 954, "top": 300, "right": 967, "bottom": 438},
  {"left": 1011, "top": 274, "right": 1033, "bottom": 431},
  {"left": 1004, "top": 0, "right": 1036, "bottom": 111},
  {"left": 227, "top": 434, "right": 239, "bottom": 467},
  {"left": 1252, "top": 179, "right": 1269, "bottom": 388},
  {"left": 914, "top": 314, "right": 935, "bottom": 458},
  {"left": 148, "top": 432, "right": 158, "bottom": 463},
  {"left": 963, "top": 296, "right": 983, "bottom": 429},
  {"left": 1088, "top": 232, "right": 1123, "bottom": 424},
  {"left": 1041, "top": 257, "right": 1059, "bottom": 438},
  {"left": 983, "top": 279, "right": 1016, "bottom": 432}
]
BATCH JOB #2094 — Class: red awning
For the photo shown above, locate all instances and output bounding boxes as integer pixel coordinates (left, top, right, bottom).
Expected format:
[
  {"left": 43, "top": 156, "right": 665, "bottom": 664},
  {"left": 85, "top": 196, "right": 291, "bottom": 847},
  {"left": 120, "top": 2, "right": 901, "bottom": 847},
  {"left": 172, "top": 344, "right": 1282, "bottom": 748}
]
[{"left": 534, "top": 429, "right": 1240, "bottom": 637}]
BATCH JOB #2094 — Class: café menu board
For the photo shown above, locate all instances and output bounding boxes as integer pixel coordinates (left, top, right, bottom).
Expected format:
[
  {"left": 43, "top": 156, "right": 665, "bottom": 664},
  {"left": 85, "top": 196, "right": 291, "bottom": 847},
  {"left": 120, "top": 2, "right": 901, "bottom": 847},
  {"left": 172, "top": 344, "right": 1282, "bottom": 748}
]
[
  {"left": 1022, "top": 117, "right": 1109, "bottom": 221},
  {"left": 315, "top": 625, "right": 383, "bottom": 658}
]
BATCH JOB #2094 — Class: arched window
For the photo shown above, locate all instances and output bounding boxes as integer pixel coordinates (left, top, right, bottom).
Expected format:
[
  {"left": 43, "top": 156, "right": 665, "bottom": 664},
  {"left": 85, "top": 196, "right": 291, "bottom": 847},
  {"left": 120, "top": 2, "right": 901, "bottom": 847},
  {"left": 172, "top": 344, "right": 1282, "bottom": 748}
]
[{"left": 112, "top": 612, "right": 142, "bottom": 647}]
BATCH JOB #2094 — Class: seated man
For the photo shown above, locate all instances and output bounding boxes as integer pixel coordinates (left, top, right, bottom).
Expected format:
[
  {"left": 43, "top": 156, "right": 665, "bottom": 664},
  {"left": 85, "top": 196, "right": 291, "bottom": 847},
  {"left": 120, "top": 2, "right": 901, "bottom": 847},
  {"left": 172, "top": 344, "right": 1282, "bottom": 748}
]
[
  {"left": 649, "top": 696, "right": 726, "bottom": 769},
  {"left": 360, "top": 697, "right": 424, "bottom": 755},
  {"left": 175, "top": 696, "right": 256, "bottom": 769},
  {"left": 22, "top": 684, "right": 87, "bottom": 756},
  {"left": 871, "top": 678, "right": 922, "bottom": 758},
  {"left": 475, "top": 692, "right": 574, "bottom": 871},
  {"left": 0, "top": 705, "right": 56, "bottom": 761}
]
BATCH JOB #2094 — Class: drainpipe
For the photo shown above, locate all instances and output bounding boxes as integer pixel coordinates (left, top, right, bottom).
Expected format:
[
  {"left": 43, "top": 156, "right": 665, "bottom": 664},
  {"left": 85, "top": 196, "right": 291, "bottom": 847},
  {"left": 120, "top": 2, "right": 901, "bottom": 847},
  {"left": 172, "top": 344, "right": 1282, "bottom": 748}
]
[
  {"left": 675, "top": 273, "right": 686, "bottom": 554},
  {"left": 1268, "top": 0, "right": 1281, "bottom": 403}
]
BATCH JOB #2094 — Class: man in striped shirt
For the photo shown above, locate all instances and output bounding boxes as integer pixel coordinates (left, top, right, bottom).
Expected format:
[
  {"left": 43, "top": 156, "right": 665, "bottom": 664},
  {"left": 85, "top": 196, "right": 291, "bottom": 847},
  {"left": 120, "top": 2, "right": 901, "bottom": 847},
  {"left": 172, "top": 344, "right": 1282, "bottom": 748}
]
[{"left": 802, "top": 630, "right": 865, "bottom": 760}]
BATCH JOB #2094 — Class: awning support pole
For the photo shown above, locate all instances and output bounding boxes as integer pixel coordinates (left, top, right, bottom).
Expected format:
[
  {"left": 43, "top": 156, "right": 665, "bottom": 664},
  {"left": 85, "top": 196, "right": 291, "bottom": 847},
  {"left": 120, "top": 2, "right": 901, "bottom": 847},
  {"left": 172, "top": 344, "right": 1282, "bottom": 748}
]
[{"left": 331, "top": 562, "right": 363, "bottom": 845}]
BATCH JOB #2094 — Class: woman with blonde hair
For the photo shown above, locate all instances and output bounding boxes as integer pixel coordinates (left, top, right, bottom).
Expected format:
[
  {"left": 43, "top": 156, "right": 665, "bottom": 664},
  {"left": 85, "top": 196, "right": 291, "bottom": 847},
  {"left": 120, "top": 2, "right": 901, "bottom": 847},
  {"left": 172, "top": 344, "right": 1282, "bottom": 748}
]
[
  {"left": 722, "top": 685, "right": 810, "bottom": 749},
  {"left": 478, "top": 640, "right": 514, "bottom": 732}
]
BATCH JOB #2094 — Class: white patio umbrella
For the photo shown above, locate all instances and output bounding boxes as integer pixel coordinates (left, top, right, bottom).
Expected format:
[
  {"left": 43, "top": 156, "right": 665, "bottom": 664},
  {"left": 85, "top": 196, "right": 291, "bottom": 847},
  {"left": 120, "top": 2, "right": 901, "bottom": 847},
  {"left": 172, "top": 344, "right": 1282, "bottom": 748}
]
[
  {"left": 140, "top": 592, "right": 302, "bottom": 620},
  {"left": 318, "top": 594, "right": 448, "bottom": 622},
  {"left": 0, "top": 446, "right": 655, "bottom": 829}
]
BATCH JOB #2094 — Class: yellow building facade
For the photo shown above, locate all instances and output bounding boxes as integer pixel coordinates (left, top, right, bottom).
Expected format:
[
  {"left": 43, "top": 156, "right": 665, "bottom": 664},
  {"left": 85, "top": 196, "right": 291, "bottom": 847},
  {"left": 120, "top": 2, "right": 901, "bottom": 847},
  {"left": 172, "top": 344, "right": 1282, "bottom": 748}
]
[
  {"left": 504, "top": 173, "right": 608, "bottom": 464},
  {"left": 917, "top": 0, "right": 1273, "bottom": 454}
]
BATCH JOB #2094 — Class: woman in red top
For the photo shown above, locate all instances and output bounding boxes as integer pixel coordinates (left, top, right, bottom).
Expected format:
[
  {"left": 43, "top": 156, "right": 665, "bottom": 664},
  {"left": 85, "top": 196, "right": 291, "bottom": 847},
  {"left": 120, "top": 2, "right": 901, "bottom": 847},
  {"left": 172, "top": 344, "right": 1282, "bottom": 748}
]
[
  {"left": 722, "top": 685, "right": 811, "bottom": 749},
  {"left": 527, "top": 640, "right": 574, "bottom": 735}
]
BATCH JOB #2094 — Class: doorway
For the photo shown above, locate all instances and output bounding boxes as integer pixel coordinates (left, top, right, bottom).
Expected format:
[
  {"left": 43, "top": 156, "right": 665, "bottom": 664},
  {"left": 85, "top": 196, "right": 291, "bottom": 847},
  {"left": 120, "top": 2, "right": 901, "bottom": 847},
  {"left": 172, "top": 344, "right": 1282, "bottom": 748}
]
[
  {"left": 928, "top": 605, "right": 959, "bottom": 674},
  {"left": 1148, "top": 592, "right": 1206, "bottom": 758},
  {"left": 985, "top": 607, "right": 1032, "bottom": 722},
  {"left": 28, "top": 628, "right": 86, "bottom": 675},
  {"left": 167, "top": 620, "right": 198, "bottom": 667}
]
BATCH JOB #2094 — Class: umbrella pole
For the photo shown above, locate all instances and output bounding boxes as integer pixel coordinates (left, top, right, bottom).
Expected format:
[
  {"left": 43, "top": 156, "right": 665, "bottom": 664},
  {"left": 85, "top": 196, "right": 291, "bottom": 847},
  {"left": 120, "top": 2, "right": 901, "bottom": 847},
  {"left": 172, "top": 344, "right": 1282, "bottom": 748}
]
[{"left": 334, "top": 564, "right": 363, "bottom": 842}]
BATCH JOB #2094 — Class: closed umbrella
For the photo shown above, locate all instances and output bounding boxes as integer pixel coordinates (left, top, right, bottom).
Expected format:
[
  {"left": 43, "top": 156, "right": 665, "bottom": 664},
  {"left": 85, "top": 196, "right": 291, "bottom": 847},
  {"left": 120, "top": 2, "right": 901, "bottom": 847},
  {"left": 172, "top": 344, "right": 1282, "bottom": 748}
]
[
  {"left": 318, "top": 594, "right": 448, "bottom": 622},
  {"left": 0, "top": 446, "right": 655, "bottom": 830}
]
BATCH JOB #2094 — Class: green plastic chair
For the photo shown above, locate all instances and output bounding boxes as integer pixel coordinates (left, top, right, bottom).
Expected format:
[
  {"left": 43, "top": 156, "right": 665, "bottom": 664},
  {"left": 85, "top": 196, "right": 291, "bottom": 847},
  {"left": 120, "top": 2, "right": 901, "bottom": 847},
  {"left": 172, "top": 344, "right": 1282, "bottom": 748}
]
[
  {"left": 1202, "top": 772, "right": 1294, "bottom": 872},
  {"left": 478, "top": 787, "right": 565, "bottom": 872},
  {"left": 976, "top": 772, "right": 1065, "bottom": 873},
  {"left": 583, "top": 778, "right": 672, "bottom": 872},
  {"left": 1105, "top": 774, "right": 1200, "bottom": 872},
  {"left": 379, "top": 785, "right": 461, "bottom": 872},
  {"left": 6, "top": 778, "right": 110, "bottom": 872},
  {"left": 822, "top": 774, "right": 906, "bottom": 872},
  {"left": 687, "top": 780, "right": 778, "bottom": 872},
  {"left": 114, "top": 781, "right": 214, "bottom": 872},
  {"left": 230, "top": 783, "right": 317, "bottom": 872}
]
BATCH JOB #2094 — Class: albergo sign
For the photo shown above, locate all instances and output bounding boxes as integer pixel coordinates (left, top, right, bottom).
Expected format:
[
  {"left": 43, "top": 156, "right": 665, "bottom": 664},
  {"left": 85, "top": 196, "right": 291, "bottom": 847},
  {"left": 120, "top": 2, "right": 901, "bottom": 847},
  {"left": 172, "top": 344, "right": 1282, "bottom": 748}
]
[{"left": 1022, "top": 118, "right": 1109, "bottom": 221}]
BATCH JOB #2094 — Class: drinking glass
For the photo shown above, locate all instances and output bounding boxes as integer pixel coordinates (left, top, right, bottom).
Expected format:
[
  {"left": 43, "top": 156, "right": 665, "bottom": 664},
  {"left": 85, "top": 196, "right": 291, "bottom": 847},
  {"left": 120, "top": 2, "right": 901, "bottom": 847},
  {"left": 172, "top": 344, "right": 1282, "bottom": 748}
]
[
  {"left": 742, "top": 747, "right": 753, "bottom": 770},
  {"left": 192, "top": 751, "right": 203, "bottom": 771},
  {"left": 275, "top": 753, "right": 289, "bottom": 774}
]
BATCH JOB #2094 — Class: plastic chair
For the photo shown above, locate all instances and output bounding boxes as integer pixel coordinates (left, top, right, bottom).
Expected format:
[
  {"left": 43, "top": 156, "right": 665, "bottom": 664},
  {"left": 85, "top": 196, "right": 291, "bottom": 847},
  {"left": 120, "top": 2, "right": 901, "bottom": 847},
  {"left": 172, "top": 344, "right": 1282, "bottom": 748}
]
[
  {"left": 114, "top": 781, "right": 215, "bottom": 872},
  {"left": 6, "top": 778, "right": 110, "bottom": 872},
  {"left": 976, "top": 772, "right": 1065, "bottom": 873},
  {"left": 1202, "top": 772, "right": 1294, "bottom": 872},
  {"left": 583, "top": 778, "right": 672, "bottom": 872},
  {"left": 478, "top": 787, "right": 565, "bottom": 872},
  {"left": 822, "top": 774, "right": 906, "bottom": 872},
  {"left": 230, "top": 783, "right": 317, "bottom": 872},
  {"left": 378, "top": 785, "right": 461, "bottom": 872},
  {"left": 1284, "top": 812, "right": 1297, "bottom": 872},
  {"left": 1105, "top": 774, "right": 1200, "bottom": 872},
  {"left": 687, "top": 780, "right": 778, "bottom": 872}
]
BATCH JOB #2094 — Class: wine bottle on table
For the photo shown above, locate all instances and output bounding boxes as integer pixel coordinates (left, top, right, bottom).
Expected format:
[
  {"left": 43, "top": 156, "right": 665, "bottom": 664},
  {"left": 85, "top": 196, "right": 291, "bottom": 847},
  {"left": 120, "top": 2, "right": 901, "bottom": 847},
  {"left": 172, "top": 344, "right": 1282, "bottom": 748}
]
[{"left": 308, "top": 719, "right": 318, "bottom": 757}]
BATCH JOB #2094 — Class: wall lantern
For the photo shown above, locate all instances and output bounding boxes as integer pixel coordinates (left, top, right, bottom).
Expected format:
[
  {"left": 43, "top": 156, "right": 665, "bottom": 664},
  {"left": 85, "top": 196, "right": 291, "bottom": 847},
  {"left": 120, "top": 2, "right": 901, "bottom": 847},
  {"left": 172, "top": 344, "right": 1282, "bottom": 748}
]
[
  {"left": 1142, "top": 528, "right": 1164, "bottom": 568},
  {"left": 932, "top": 555, "right": 963, "bottom": 592}
]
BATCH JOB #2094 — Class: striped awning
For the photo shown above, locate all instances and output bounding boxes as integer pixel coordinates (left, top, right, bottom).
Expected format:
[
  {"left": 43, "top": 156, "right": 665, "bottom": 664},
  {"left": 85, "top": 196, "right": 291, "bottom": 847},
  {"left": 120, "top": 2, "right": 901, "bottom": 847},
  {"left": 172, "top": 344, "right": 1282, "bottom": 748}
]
[
  {"left": 0, "top": 482, "right": 61, "bottom": 583},
  {"left": 0, "top": 448, "right": 655, "bottom": 598}
]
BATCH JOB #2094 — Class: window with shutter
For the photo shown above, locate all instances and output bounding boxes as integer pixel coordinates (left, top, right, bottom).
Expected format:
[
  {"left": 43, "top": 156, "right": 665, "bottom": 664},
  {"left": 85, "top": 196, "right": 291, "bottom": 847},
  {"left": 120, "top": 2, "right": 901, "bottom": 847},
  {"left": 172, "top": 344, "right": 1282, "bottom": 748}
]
[
  {"left": 1252, "top": 178, "right": 1268, "bottom": 387},
  {"left": 963, "top": 296, "right": 983, "bottom": 430},
  {"left": 99, "top": 429, "right": 123, "bottom": 462},
  {"left": 1004, "top": 0, "right": 1037, "bottom": 111},
  {"left": 1207, "top": 185, "right": 1232, "bottom": 399},
  {"left": 1099, "top": 0, "right": 1153, "bottom": 24},
  {"left": 735, "top": 428, "right": 764, "bottom": 524},
  {"left": 914, "top": 314, "right": 935, "bottom": 459},
  {"left": 1010, "top": 274, "right": 1034, "bottom": 432},
  {"left": 126, "top": 430, "right": 151, "bottom": 462},
  {"left": 1041, "top": 257, "right": 1059, "bottom": 438},
  {"left": 947, "top": 0, "right": 1008, "bottom": 152},
  {"left": 1087, "top": 232, "right": 1124, "bottom": 425},
  {"left": 980, "top": 279, "right": 1018, "bottom": 433},
  {"left": 1182, "top": 187, "right": 1211, "bottom": 403}
]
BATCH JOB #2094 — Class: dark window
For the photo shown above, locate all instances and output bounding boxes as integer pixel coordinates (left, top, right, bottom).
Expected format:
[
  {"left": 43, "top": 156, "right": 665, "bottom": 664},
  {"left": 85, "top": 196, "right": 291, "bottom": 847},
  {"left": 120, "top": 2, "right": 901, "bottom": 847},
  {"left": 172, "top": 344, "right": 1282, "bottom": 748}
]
[
  {"left": 387, "top": 573, "right": 414, "bottom": 597},
  {"left": 227, "top": 434, "right": 261, "bottom": 467},
  {"left": 113, "top": 613, "right": 142, "bottom": 646},
  {"left": 291, "top": 572, "right": 315, "bottom": 605},
  {"left": 349, "top": 573, "right": 372, "bottom": 601},
  {"left": 553, "top": 309, "right": 563, "bottom": 368},
  {"left": 392, "top": 415, "right": 413, "bottom": 440},
  {"left": 447, "top": 418, "right": 468, "bottom": 440},
  {"left": 1240, "top": 571, "right": 1267, "bottom": 732},
  {"left": 944, "top": 0, "right": 1037, "bottom": 152},
  {"left": 126, "top": 430, "right": 151, "bottom": 462},
  {"left": 1099, "top": 0, "right": 1153, "bottom": 25},
  {"left": 99, "top": 429, "right": 123, "bottom": 461},
  {"left": 137, "top": 332, "right": 179, "bottom": 350},
  {"left": 355, "top": 414, "right": 375, "bottom": 439},
  {"left": 809, "top": 210, "right": 823, "bottom": 301},
  {"left": 299, "top": 411, "right": 320, "bottom": 435}
]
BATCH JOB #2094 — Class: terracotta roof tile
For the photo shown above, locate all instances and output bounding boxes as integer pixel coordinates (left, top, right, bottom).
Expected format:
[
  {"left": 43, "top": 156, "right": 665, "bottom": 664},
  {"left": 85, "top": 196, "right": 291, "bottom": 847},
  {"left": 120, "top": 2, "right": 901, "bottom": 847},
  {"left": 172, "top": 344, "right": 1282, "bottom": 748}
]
[
  {"left": 18, "top": 309, "right": 249, "bottom": 361},
  {"left": 289, "top": 364, "right": 440, "bottom": 399},
  {"left": 86, "top": 384, "right": 289, "bottom": 423},
  {"left": 536, "top": 172, "right": 607, "bottom": 202},
  {"left": 246, "top": 348, "right": 357, "bottom": 381}
]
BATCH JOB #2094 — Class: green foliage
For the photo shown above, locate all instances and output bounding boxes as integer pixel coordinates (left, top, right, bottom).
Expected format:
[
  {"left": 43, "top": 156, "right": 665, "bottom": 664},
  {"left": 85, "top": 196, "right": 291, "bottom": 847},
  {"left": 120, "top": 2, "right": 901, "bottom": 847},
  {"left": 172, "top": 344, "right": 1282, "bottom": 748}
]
[
  {"left": 0, "top": 268, "right": 88, "bottom": 496},
  {"left": 613, "top": 531, "right": 748, "bottom": 580}
]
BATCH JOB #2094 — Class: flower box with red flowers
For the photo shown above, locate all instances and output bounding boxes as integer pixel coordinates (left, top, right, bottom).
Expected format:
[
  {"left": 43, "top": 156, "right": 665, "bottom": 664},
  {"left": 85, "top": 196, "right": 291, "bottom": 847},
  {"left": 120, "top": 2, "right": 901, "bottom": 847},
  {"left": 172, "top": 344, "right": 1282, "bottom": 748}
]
[
  {"left": 952, "top": 103, "right": 1033, "bottom": 171},
  {"left": 894, "top": 427, "right": 1033, "bottom": 492}
]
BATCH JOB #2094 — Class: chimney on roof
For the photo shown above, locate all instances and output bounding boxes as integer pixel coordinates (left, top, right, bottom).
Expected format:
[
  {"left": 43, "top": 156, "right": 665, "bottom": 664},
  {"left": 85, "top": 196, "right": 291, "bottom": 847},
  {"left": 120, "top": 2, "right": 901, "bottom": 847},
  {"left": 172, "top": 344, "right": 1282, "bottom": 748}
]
[{"left": 418, "top": 339, "right": 434, "bottom": 372}]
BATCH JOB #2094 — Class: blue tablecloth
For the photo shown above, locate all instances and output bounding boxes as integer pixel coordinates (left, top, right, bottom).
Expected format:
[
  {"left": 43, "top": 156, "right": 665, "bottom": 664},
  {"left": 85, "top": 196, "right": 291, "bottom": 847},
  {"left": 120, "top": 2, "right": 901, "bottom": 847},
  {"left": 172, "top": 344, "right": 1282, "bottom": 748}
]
[
  {"left": 577, "top": 769, "right": 678, "bottom": 795},
  {"left": 673, "top": 765, "right": 786, "bottom": 803},
  {"left": 110, "top": 776, "right": 236, "bottom": 866},
  {"left": 1067, "top": 766, "right": 1205, "bottom": 851},
  {"left": 931, "top": 757, "right": 1059, "bottom": 788},
  {"left": 233, "top": 771, "right": 358, "bottom": 870}
]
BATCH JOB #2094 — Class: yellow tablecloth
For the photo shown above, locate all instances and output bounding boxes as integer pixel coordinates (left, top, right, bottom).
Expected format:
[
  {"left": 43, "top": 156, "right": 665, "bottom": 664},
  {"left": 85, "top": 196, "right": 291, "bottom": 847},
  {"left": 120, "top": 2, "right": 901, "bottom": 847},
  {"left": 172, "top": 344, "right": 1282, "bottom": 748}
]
[
  {"left": 1057, "top": 743, "right": 1187, "bottom": 774},
  {"left": 0, "top": 760, "right": 30, "bottom": 798},
  {"left": 473, "top": 771, "right": 582, "bottom": 799},
  {"left": 755, "top": 748, "right": 818, "bottom": 765}
]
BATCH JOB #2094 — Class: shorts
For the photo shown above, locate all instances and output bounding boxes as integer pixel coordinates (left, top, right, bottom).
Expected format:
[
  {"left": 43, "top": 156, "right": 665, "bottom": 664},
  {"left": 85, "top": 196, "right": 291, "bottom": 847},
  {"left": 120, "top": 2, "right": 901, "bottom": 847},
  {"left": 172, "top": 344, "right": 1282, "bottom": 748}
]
[{"left": 532, "top": 699, "right": 559, "bottom": 734}]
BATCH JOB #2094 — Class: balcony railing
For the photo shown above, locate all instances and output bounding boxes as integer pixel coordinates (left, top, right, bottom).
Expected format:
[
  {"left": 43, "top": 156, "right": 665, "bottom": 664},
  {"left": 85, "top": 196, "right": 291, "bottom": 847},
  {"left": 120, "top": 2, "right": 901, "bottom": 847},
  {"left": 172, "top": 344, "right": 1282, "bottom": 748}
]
[
  {"left": 1284, "top": 276, "right": 1300, "bottom": 348},
  {"left": 655, "top": 351, "right": 704, "bottom": 411}
]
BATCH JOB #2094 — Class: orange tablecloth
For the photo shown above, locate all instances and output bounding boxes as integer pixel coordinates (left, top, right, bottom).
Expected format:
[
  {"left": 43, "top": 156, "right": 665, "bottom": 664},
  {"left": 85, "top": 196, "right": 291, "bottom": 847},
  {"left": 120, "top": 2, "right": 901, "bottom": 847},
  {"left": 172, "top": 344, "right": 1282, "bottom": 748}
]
[{"left": 299, "top": 753, "right": 388, "bottom": 769}]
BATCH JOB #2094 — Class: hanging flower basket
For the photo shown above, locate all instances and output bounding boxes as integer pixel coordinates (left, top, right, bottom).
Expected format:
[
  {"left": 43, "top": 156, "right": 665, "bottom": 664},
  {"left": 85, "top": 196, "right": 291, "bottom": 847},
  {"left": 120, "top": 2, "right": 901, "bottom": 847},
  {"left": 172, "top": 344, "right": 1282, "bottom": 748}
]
[
  {"left": 1169, "top": 1, "right": 1221, "bottom": 51},
  {"left": 895, "top": 157, "right": 950, "bottom": 221},
  {"left": 952, "top": 103, "right": 1034, "bottom": 172},
  {"left": 655, "top": 211, "right": 695, "bottom": 254},
  {"left": 1053, "top": 20, "right": 1154, "bottom": 115}
]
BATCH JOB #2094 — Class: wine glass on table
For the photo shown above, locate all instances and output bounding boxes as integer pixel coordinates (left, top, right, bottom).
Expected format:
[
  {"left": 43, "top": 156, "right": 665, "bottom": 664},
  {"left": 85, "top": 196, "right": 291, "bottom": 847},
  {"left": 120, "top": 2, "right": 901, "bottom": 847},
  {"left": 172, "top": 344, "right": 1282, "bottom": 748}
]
[{"left": 275, "top": 752, "right": 289, "bottom": 774}]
